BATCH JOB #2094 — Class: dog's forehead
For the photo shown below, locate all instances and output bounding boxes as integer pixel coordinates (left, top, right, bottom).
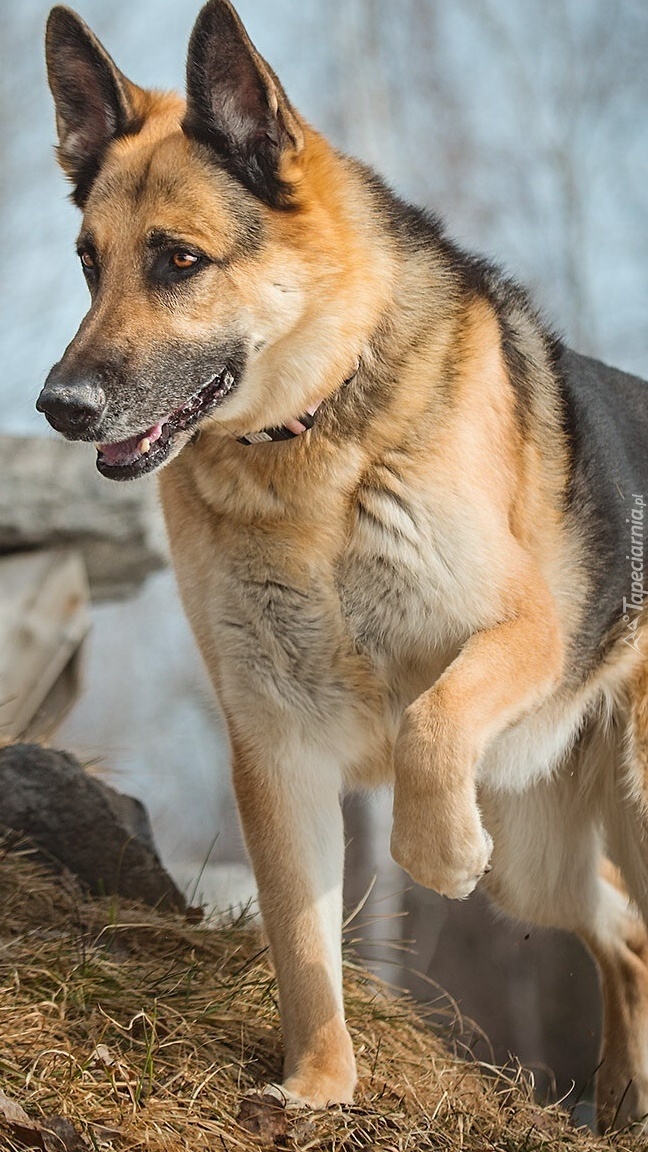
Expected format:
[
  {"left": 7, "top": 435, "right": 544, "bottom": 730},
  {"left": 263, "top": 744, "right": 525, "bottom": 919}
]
[{"left": 83, "top": 130, "right": 263, "bottom": 258}]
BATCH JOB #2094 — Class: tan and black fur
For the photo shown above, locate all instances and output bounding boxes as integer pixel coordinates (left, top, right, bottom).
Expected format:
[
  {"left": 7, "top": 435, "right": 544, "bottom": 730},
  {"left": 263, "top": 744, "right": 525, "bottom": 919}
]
[{"left": 38, "top": 1, "right": 648, "bottom": 1131}]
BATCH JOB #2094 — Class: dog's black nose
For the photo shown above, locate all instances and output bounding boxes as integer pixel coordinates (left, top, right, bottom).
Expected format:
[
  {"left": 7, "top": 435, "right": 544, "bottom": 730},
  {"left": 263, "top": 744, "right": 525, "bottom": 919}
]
[{"left": 36, "top": 372, "right": 107, "bottom": 437}]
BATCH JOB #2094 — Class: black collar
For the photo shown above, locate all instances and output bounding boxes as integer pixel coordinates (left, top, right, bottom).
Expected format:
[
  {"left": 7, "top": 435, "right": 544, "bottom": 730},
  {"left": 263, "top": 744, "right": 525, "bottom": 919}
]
[{"left": 237, "top": 361, "right": 360, "bottom": 446}]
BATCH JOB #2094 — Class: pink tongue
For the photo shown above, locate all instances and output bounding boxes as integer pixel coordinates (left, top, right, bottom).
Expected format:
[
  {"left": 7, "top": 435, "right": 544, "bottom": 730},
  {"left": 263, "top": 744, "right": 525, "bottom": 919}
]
[{"left": 98, "top": 421, "right": 164, "bottom": 466}]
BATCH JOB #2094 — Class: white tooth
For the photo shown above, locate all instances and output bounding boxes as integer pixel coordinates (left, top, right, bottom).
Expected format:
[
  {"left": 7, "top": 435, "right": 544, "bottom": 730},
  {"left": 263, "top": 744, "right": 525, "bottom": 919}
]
[{"left": 138, "top": 437, "right": 151, "bottom": 455}]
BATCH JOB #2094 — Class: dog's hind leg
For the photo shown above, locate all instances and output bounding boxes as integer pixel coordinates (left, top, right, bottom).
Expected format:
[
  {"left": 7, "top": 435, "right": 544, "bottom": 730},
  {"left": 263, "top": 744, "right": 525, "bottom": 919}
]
[
  {"left": 584, "top": 654, "right": 648, "bottom": 1131},
  {"left": 584, "top": 859, "right": 648, "bottom": 1134},
  {"left": 605, "top": 657, "right": 648, "bottom": 924},
  {"left": 481, "top": 739, "right": 648, "bottom": 1134}
]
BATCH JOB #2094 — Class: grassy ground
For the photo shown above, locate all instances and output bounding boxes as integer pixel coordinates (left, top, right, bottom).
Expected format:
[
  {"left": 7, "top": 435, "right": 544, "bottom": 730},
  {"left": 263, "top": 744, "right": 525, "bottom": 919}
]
[{"left": 0, "top": 838, "right": 643, "bottom": 1152}]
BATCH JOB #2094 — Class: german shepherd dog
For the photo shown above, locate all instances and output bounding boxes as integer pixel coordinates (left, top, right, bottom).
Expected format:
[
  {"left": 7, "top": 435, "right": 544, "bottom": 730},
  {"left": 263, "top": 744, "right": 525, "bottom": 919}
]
[{"left": 38, "top": 1, "right": 648, "bottom": 1131}]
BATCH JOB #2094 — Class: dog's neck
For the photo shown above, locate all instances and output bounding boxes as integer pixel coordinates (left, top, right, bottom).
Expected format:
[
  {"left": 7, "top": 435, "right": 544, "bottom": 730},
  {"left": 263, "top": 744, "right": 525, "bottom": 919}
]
[
  {"left": 237, "top": 402, "right": 321, "bottom": 447},
  {"left": 237, "top": 361, "right": 361, "bottom": 447}
]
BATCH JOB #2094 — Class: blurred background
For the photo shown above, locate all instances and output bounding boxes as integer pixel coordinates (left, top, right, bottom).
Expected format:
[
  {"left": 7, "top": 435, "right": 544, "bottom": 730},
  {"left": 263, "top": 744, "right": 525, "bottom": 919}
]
[{"left": 1, "top": 0, "right": 647, "bottom": 1122}]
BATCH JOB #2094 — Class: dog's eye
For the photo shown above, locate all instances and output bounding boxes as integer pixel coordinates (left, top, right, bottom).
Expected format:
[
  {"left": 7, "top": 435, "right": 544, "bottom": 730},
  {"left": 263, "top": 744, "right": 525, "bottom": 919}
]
[
  {"left": 171, "top": 251, "right": 199, "bottom": 271},
  {"left": 149, "top": 247, "right": 206, "bottom": 288}
]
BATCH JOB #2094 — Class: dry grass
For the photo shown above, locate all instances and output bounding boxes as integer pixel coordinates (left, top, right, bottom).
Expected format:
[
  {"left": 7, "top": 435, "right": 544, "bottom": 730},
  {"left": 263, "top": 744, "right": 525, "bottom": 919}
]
[{"left": 0, "top": 838, "right": 644, "bottom": 1152}]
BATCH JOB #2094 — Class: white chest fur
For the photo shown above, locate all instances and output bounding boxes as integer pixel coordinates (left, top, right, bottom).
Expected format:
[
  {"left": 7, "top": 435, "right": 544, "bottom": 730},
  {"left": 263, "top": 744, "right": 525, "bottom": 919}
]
[
  {"left": 337, "top": 477, "right": 499, "bottom": 697},
  {"left": 167, "top": 457, "right": 582, "bottom": 795}
]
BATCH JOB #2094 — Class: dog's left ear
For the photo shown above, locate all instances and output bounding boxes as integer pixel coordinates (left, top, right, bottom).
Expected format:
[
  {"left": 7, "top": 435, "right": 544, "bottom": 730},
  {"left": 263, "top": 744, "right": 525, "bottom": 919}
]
[{"left": 183, "top": 0, "right": 304, "bottom": 208}]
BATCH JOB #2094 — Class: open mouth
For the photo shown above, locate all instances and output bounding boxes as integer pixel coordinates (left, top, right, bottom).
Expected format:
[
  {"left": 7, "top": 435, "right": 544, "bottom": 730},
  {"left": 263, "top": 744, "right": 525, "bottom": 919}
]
[{"left": 96, "top": 366, "right": 237, "bottom": 480}]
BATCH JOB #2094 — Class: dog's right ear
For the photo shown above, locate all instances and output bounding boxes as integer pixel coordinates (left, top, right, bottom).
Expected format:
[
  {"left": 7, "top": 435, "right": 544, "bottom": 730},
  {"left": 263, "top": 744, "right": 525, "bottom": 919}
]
[{"left": 45, "top": 6, "right": 142, "bottom": 207}]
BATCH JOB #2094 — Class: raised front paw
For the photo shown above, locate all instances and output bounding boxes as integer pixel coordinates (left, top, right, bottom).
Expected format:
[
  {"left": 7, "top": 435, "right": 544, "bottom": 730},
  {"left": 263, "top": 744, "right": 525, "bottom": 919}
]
[
  {"left": 391, "top": 693, "right": 493, "bottom": 899},
  {"left": 390, "top": 808, "right": 493, "bottom": 899}
]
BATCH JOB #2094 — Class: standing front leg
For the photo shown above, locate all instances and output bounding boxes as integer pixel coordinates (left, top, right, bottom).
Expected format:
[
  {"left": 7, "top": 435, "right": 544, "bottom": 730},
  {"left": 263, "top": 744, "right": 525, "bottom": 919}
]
[
  {"left": 158, "top": 465, "right": 356, "bottom": 1103},
  {"left": 229, "top": 731, "right": 356, "bottom": 1107},
  {"left": 391, "top": 563, "right": 563, "bottom": 897}
]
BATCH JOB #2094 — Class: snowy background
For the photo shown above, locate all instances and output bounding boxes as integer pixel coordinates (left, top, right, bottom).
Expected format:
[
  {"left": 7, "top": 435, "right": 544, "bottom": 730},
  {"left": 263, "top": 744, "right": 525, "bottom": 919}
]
[{"left": 1, "top": 0, "right": 647, "bottom": 1112}]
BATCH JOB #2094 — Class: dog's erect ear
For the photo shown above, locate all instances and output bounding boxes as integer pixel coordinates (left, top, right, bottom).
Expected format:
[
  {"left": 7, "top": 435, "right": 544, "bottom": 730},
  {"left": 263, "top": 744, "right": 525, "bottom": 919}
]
[
  {"left": 183, "top": 0, "right": 304, "bottom": 208},
  {"left": 46, "top": 6, "right": 143, "bottom": 207}
]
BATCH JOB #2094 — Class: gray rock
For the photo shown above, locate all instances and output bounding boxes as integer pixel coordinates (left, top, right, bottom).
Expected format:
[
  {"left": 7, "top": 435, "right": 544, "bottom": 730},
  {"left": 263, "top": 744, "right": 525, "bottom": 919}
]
[
  {"left": 0, "top": 744, "right": 185, "bottom": 912},
  {"left": 0, "top": 436, "right": 168, "bottom": 601}
]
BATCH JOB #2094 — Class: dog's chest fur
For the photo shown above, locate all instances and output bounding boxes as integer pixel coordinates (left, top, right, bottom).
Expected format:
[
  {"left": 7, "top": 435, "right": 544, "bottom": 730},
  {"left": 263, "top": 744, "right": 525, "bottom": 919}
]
[
  {"left": 338, "top": 476, "right": 484, "bottom": 679},
  {"left": 163, "top": 440, "right": 501, "bottom": 779}
]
